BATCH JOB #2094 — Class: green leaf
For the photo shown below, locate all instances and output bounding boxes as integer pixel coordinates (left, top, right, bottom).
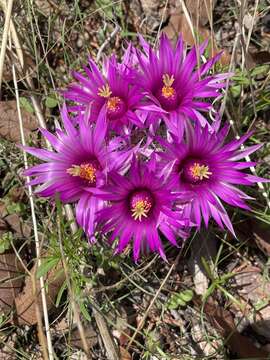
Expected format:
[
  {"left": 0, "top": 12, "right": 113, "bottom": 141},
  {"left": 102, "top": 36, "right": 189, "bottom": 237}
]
[
  {"left": 0, "top": 232, "right": 12, "bottom": 254},
  {"left": 167, "top": 290, "right": 194, "bottom": 310},
  {"left": 36, "top": 257, "right": 59, "bottom": 279},
  {"left": 175, "top": 297, "right": 186, "bottom": 307},
  {"left": 79, "top": 301, "right": 91, "bottom": 321},
  {"left": 254, "top": 298, "right": 270, "bottom": 311},
  {"left": 251, "top": 65, "right": 270, "bottom": 77},
  {"left": 55, "top": 279, "right": 67, "bottom": 307},
  {"left": 0, "top": 314, "right": 5, "bottom": 326},
  {"left": 6, "top": 201, "right": 25, "bottom": 214},
  {"left": 178, "top": 289, "right": 193, "bottom": 303},
  {"left": 20, "top": 97, "right": 34, "bottom": 113},
  {"left": 230, "top": 85, "right": 241, "bottom": 98},
  {"left": 216, "top": 284, "right": 244, "bottom": 311},
  {"left": 45, "top": 96, "right": 58, "bottom": 108},
  {"left": 202, "top": 283, "right": 215, "bottom": 302},
  {"left": 201, "top": 256, "right": 214, "bottom": 280},
  {"left": 167, "top": 299, "right": 178, "bottom": 310}
]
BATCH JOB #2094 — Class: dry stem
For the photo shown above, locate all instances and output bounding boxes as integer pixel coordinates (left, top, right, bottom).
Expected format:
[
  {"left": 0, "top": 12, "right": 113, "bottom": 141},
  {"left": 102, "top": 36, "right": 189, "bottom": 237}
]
[{"left": 0, "top": 0, "right": 14, "bottom": 96}]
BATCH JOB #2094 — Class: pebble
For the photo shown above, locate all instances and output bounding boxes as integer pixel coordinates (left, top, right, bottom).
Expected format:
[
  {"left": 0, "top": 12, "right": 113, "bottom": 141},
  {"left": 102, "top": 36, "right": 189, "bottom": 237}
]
[{"left": 77, "top": 38, "right": 84, "bottom": 48}]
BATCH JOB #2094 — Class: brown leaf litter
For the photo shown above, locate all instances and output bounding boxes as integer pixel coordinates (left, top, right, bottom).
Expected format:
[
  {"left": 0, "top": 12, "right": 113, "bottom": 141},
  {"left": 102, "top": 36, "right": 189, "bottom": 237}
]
[
  {"left": 163, "top": 1, "right": 231, "bottom": 66},
  {"left": 0, "top": 100, "right": 38, "bottom": 142},
  {"left": 233, "top": 264, "right": 270, "bottom": 341},
  {"left": 201, "top": 296, "right": 270, "bottom": 358},
  {"left": 0, "top": 252, "right": 25, "bottom": 313},
  {"left": 14, "top": 256, "right": 65, "bottom": 325}
]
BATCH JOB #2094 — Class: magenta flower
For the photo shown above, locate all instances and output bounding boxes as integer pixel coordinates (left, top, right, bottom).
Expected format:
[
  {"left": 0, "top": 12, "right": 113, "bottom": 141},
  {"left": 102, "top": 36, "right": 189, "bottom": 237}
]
[
  {"left": 63, "top": 54, "right": 144, "bottom": 134},
  {"left": 22, "top": 106, "right": 131, "bottom": 240},
  {"left": 135, "top": 33, "right": 228, "bottom": 137},
  {"left": 158, "top": 124, "right": 268, "bottom": 233},
  {"left": 92, "top": 157, "right": 191, "bottom": 261}
]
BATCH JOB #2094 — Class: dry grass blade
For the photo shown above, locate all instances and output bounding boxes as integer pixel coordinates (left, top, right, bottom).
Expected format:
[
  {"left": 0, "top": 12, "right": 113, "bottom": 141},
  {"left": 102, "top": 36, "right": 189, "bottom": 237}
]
[
  {"left": 12, "top": 65, "right": 54, "bottom": 360},
  {"left": 154, "top": 0, "right": 169, "bottom": 47},
  {"left": 96, "top": 24, "right": 120, "bottom": 63},
  {"left": 0, "top": 0, "right": 24, "bottom": 68},
  {"left": 178, "top": 0, "right": 196, "bottom": 46},
  {"left": 0, "top": 0, "right": 14, "bottom": 96}
]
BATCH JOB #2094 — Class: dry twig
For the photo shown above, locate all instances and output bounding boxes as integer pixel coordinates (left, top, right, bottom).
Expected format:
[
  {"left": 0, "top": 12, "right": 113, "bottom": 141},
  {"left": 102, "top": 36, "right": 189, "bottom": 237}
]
[
  {"left": 0, "top": 0, "right": 14, "bottom": 96},
  {"left": 96, "top": 24, "right": 120, "bottom": 63}
]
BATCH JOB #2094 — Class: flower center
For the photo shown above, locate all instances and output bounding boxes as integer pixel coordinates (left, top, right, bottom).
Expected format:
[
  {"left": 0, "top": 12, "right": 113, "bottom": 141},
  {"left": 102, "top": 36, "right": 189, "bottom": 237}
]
[
  {"left": 67, "top": 163, "right": 97, "bottom": 184},
  {"left": 161, "top": 74, "right": 176, "bottom": 99},
  {"left": 156, "top": 73, "right": 178, "bottom": 111},
  {"left": 130, "top": 190, "right": 153, "bottom": 221},
  {"left": 190, "top": 163, "right": 212, "bottom": 181},
  {"left": 107, "top": 96, "right": 121, "bottom": 112},
  {"left": 97, "top": 84, "right": 126, "bottom": 120},
  {"left": 182, "top": 159, "right": 212, "bottom": 184}
]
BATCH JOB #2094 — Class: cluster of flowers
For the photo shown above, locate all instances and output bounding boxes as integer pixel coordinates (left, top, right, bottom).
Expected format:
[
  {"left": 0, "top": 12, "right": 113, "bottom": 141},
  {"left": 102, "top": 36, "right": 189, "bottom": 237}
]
[{"left": 23, "top": 34, "right": 267, "bottom": 261}]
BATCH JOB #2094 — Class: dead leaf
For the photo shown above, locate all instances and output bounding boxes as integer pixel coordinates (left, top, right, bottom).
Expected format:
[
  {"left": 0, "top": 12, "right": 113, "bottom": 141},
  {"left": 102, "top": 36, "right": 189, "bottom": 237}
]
[
  {"left": 120, "top": 347, "right": 132, "bottom": 360},
  {"left": 14, "top": 257, "right": 65, "bottom": 325},
  {"left": 70, "top": 326, "right": 98, "bottom": 350},
  {"left": 2, "top": 60, "right": 13, "bottom": 83},
  {"left": 0, "top": 200, "right": 8, "bottom": 218},
  {"left": 5, "top": 213, "right": 31, "bottom": 238},
  {"left": 202, "top": 297, "right": 270, "bottom": 358},
  {"left": 234, "top": 265, "right": 270, "bottom": 340},
  {"left": 186, "top": 0, "right": 217, "bottom": 26},
  {"left": 8, "top": 186, "right": 25, "bottom": 203},
  {"left": 0, "top": 219, "right": 8, "bottom": 232},
  {"left": 0, "top": 100, "right": 38, "bottom": 143},
  {"left": 191, "top": 322, "right": 222, "bottom": 357},
  {"left": 0, "top": 252, "right": 25, "bottom": 313},
  {"left": 251, "top": 219, "right": 270, "bottom": 256},
  {"left": 3, "top": 49, "right": 35, "bottom": 83},
  {"left": 262, "top": 13, "right": 270, "bottom": 39},
  {"left": 247, "top": 50, "right": 270, "bottom": 68},
  {"left": 163, "top": 11, "right": 231, "bottom": 66}
]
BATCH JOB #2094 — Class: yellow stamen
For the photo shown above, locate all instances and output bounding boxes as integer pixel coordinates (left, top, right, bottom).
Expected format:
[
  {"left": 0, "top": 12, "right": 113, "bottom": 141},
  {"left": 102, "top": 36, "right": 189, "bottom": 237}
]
[
  {"left": 98, "top": 83, "right": 112, "bottom": 98},
  {"left": 190, "top": 163, "right": 212, "bottom": 181},
  {"left": 162, "top": 74, "right": 175, "bottom": 99},
  {"left": 131, "top": 200, "right": 152, "bottom": 221},
  {"left": 67, "top": 163, "right": 96, "bottom": 183},
  {"left": 107, "top": 96, "right": 121, "bottom": 112}
]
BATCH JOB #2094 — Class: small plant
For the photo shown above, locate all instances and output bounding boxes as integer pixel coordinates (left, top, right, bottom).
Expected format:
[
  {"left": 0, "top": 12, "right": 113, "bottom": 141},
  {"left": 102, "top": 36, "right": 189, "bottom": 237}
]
[
  {"left": 167, "top": 289, "right": 194, "bottom": 309},
  {"left": 0, "top": 232, "right": 12, "bottom": 254}
]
